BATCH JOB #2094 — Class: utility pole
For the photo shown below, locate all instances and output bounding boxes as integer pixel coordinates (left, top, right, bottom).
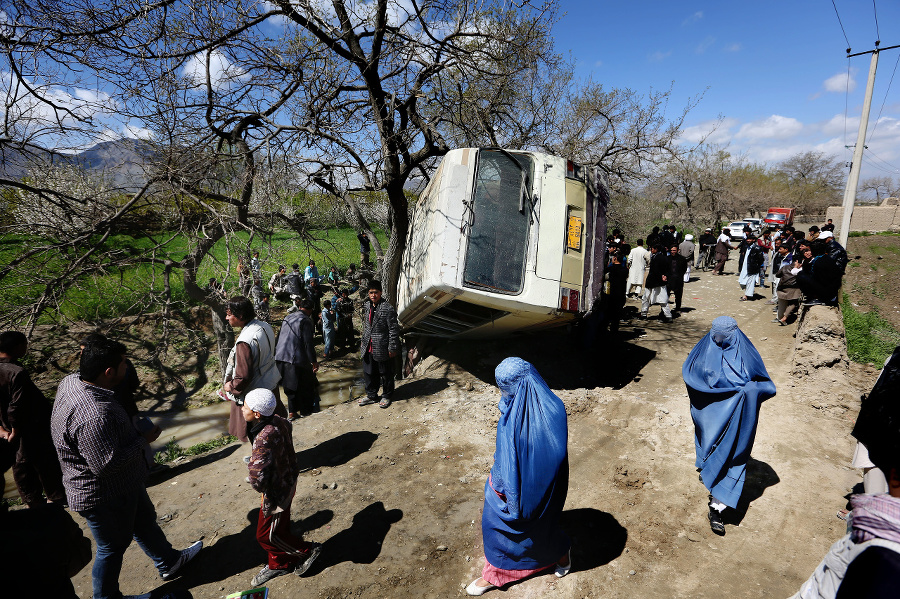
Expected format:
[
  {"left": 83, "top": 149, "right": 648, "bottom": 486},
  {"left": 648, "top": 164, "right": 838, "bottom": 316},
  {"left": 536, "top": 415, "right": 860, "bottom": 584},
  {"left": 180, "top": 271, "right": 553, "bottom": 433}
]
[{"left": 839, "top": 42, "right": 900, "bottom": 247}]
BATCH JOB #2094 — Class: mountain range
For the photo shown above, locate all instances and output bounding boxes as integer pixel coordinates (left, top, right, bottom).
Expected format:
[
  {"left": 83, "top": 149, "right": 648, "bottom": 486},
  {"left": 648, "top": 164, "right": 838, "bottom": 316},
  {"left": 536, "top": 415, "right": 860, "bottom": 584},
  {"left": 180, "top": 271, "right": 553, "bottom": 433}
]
[{"left": 0, "top": 138, "right": 155, "bottom": 190}]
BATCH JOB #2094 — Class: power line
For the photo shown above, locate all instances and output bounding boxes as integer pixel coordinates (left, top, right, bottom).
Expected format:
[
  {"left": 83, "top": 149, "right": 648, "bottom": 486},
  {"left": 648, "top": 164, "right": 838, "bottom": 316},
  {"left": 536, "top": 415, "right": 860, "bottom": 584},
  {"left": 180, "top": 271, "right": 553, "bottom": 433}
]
[
  {"left": 831, "top": 0, "right": 851, "bottom": 50},
  {"left": 867, "top": 50, "right": 899, "bottom": 142},
  {"left": 843, "top": 57, "right": 851, "bottom": 149},
  {"left": 872, "top": 0, "right": 881, "bottom": 43},
  {"left": 866, "top": 149, "right": 900, "bottom": 173},
  {"left": 861, "top": 154, "right": 900, "bottom": 176}
]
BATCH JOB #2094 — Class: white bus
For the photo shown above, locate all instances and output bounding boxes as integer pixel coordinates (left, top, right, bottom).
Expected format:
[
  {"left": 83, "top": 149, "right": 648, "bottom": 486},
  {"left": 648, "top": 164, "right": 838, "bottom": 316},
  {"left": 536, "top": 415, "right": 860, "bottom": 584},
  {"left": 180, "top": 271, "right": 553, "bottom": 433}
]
[{"left": 397, "top": 148, "right": 608, "bottom": 339}]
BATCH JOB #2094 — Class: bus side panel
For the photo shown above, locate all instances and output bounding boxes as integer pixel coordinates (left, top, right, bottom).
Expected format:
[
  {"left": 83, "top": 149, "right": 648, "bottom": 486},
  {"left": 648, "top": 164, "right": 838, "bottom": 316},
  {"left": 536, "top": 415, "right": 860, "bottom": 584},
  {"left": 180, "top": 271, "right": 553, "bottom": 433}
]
[
  {"left": 535, "top": 158, "right": 566, "bottom": 282},
  {"left": 582, "top": 168, "right": 609, "bottom": 312},
  {"left": 560, "top": 178, "right": 587, "bottom": 289},
  {"left": 437, "top": 160, "right": 473, "bottom": 289}
]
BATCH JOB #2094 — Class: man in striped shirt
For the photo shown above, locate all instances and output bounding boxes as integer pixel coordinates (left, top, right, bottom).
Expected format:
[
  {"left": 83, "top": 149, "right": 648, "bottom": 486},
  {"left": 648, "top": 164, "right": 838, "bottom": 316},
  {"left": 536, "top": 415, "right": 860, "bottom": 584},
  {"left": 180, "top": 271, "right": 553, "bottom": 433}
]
[{"left": 51, "top": 337, "right": 201, "bottom": 599}]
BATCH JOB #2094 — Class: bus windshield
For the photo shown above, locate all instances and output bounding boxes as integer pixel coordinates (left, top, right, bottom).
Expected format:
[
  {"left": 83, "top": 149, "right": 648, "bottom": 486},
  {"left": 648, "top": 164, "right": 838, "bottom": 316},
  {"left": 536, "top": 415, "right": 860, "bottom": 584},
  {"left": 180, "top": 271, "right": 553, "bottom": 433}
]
[{"left": 462, "top": 150, "right": 533, "bottom": 294}]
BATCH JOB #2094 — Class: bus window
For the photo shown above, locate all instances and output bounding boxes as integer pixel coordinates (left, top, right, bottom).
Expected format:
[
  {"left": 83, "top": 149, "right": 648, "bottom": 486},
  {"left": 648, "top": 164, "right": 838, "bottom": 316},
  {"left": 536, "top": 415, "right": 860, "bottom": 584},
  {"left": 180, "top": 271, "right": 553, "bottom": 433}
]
[{"left": 463, "top": 151, "right": 533, "bottom": 294}]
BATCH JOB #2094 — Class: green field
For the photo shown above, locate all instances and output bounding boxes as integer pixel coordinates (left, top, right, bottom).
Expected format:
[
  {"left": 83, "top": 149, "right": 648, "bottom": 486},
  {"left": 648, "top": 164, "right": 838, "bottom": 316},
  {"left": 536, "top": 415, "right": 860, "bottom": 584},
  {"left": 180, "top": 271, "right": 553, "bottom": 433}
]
[{"left": 0, "top": 226, "right": 388, "bottom": 323}]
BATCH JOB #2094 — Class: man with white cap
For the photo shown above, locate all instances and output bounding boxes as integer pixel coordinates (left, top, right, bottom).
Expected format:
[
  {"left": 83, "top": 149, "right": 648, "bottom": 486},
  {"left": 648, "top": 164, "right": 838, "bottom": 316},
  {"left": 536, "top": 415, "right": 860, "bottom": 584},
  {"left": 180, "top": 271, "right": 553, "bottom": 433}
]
[
  {"left": 678, "top": 235, "right": 695, "bottom": 282},
  {"left": 242, "top": 388, "right": 321, "bottom": 586},
  {"left": 818, "top": 230, "right": 848, "bottom": 275}
]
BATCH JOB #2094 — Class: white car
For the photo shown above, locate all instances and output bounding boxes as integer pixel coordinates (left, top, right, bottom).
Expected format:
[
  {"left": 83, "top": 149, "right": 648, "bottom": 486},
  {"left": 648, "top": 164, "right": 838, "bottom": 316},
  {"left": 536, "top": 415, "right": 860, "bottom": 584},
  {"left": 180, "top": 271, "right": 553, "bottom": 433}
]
[
  {"left": 744, "top": 218, "right": 763, "bottom": 233},
  {"left": 727, "top": 221, "right": 750, "bottom": 240}
]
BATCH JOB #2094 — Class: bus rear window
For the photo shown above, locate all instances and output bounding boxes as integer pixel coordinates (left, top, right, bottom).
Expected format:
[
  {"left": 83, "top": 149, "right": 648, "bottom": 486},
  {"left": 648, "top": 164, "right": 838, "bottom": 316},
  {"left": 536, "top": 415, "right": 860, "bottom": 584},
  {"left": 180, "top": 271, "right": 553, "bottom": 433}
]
[{"left": 463, "top": 151, "right": 532, "bottom": 294}]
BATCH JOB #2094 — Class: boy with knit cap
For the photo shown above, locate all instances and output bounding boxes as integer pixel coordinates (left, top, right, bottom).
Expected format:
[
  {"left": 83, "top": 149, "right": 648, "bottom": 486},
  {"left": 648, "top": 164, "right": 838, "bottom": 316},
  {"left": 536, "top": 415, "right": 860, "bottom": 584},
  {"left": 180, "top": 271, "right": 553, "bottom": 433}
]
[{"left": 242, "top": 388, "right": 321, "bottom": 586}]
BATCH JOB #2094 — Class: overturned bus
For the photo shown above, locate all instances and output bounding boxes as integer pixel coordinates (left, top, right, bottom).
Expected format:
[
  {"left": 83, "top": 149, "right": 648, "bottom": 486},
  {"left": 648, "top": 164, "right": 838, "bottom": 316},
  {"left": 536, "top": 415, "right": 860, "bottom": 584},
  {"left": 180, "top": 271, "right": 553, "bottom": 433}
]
[{"left": 397, "top": 148, "right": 609, "bottom": 339}]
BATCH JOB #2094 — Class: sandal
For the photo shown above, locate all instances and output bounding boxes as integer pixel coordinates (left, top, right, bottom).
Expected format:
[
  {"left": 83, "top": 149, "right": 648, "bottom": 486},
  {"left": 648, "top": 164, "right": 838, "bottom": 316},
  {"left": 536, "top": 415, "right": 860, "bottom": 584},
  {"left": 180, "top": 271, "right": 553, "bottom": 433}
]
[
  {"left": 837, "top": 509, "right": 850, "bottom": 521},
  {"left": 358, "top": 397, "right": 377, "bottom": 406},
  {"left": 379, "top": 397, "right": 392, "bottom": 409},
  {"left": 739, "top": 296, "right": 748, "bottom": 301}
]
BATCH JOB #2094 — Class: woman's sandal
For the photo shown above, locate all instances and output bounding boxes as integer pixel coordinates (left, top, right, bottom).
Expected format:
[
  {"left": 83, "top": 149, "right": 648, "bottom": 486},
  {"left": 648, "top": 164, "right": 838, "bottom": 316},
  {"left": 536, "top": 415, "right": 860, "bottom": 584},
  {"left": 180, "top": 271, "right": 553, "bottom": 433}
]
[
  {"left": 465, "top": 579, "right": 496, "bottom": 596},
  {"left": 555, "top": 549, "right": 572, "bottom": 578},
  {"left": 358, "top": 397, "right": 377, "bottom": 406},
  {"left": 379, "top": 397, "right": 392, "bottom": 409}
]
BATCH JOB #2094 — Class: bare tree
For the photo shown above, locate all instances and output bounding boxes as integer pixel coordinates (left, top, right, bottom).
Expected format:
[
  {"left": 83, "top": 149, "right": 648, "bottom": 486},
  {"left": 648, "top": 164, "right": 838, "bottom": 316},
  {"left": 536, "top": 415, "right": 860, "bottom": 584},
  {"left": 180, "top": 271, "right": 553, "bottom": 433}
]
[
  {"left": 775, "top": 151, "right": 845, "bottom": 216},
  {"left": 859, "top": 176, "right": 900, "bottom": 202}
]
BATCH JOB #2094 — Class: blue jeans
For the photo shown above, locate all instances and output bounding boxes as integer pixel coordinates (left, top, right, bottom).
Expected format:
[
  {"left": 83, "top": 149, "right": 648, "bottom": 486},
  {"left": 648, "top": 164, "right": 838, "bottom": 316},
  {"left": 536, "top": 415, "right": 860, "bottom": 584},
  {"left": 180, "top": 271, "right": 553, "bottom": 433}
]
[{"left": 80, "top": 487, "right": 179, "bottom": 599}]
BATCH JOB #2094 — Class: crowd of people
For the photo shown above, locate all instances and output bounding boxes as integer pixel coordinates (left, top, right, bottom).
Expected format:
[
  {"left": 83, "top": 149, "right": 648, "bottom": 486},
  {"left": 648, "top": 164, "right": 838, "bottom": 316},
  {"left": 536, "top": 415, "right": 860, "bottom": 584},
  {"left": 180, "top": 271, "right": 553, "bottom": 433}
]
[
  {"left": 0, "top": 271, "right": 402, "bottom": 596},
  {"left": 598, "top": 219, "right": 849, "bottom": 330},
  {"left": 1, "top": 218, "right": 891, "bottom": 598}
]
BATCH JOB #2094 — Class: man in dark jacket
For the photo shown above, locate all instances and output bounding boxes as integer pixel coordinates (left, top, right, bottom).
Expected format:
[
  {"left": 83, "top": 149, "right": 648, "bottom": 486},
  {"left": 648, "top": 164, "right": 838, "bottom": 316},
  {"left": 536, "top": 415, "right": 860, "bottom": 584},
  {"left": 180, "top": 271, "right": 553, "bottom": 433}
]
[
  {"left": 667, "top": 244, "right": 689, "bottom": 311},
  {"left": 0, "top": 331, "right": 66, "bottom": 508},
  {"left": 819, "top": 230, "right": 848, "bottom": 275},
  {"left": 274, "top": 299, "right": 319, "bottom": 419},
  {"left": 797, "top": 240, "right": 841, "bottom": 306},
  {"left": 358, "top": 280, "right": 401, "bottom": 408},
  {"left": 601, "top": 251, "right": 629, "bottom": 333},
  {"left": 640, "top": 246, "right": 673, "bottom": 322}
]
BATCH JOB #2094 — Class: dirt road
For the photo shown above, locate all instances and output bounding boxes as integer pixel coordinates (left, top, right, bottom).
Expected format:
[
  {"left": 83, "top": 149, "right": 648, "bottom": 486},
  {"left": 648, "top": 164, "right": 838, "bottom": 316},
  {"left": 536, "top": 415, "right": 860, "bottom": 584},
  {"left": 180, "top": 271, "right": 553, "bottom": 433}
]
[{"left": 63, "top": 254, "right": 875, "bottom": 598}]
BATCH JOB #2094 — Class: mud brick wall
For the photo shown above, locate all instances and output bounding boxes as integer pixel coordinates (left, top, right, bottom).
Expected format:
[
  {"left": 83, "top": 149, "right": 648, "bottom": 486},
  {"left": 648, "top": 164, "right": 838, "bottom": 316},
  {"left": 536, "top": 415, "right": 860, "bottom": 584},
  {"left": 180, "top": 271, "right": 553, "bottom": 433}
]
[
  {"left": 791, "top": 305, "right": 856, "bottom": 410},
  {"left": 826, "top": 200, "right": 900, "bottom": 234}
]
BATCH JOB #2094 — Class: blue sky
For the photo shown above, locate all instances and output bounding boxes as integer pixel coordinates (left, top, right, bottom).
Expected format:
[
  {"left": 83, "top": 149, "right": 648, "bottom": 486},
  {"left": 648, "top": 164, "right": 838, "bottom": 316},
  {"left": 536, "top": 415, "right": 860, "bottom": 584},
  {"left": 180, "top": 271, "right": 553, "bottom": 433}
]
[{"left": 554, "top": 0, "right": 900, "bottom": 183}]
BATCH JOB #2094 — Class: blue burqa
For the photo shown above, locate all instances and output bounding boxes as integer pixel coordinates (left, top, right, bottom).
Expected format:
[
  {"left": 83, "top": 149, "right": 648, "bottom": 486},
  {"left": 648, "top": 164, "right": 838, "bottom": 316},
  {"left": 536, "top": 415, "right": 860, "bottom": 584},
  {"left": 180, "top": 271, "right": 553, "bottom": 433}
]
[
  {"left": 482, "top": 357, "right": 570, "bottom": 570},
  {"left": 683, "top": 316, "right": 776, "bottom": 509}
]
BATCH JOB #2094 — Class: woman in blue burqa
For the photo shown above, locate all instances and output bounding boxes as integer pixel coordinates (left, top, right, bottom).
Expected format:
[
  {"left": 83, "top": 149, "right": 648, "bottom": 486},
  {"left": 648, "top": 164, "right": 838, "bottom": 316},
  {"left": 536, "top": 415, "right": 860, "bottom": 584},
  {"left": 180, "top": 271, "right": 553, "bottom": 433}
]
[
  {"left": 466, "top": 357, "right": 571, "bottom": 596},
  {"left": 683, "top": 316, "right": 776, "bottom": 535}
]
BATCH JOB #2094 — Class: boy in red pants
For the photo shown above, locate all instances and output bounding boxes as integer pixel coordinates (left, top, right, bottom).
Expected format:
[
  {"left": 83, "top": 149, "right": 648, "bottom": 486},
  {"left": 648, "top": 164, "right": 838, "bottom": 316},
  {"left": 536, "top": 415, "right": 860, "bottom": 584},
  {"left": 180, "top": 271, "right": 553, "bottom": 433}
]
[{"left": 242, "top": 389, "right": 321, "bottom": 586}]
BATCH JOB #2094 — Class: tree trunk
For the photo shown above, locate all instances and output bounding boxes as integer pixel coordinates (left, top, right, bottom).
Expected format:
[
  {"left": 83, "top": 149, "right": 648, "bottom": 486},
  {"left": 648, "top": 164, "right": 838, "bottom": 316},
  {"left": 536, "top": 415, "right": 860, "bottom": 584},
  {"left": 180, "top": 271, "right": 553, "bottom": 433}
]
[{"left": 381, "top": 183, "right": 409, "bottom": 307}]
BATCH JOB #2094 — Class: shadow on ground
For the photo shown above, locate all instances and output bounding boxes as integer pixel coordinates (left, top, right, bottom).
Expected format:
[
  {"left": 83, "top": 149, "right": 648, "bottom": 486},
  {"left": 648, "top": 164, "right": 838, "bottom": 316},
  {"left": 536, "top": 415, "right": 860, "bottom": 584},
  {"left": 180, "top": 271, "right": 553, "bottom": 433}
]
[
  {"left": 305, "top": 501, "right": 403, "bottom": 575},
  {"left": 559, "top": 508, "right": 628, "bottom": 571},
  {"left": 295, "top": 431, "right": 378, "bottom": 470},
  {"left": 726, "top": 457, "right": 780, "bottom": 525},
  {"left": 148, "top": 444, "right": 241, "bottom": 487}
]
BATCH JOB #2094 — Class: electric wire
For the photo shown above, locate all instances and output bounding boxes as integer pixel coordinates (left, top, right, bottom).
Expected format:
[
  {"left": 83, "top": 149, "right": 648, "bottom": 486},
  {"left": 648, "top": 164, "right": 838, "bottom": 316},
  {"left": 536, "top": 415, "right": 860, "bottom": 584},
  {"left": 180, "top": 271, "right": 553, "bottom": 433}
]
[
  {"left": 843, "top": 56, "right": 851, "bottom": 156},
  {"left": 867, "top": 50, "right": 899, "bottom": 142},
  {"left": 872, "top": 0, "right": 880, "bottom": 42},
  {"left": 831, "top": 0, "right": 851, "bottom": 49},
  {"left": 866, "top": 149, "right": 900, "bottom": 173},
  {"left": 861, "top": 154, "right": 899, "bottom": 175}
]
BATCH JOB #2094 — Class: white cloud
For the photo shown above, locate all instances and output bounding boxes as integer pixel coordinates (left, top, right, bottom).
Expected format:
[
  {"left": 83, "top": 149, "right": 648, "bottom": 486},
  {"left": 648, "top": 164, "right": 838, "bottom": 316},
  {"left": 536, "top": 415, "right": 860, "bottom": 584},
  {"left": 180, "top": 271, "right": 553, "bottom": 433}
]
[
  {"left": 648, "top": 50, "right": 671, "bottom": 62},
  {"left": 678, "top": 118, "right": 739, "bottom": 145},
  {"left": 824, "top": 70, "right": 857, "bottom": 93},
  {"left": 723, "top": 43, "right": 741, "bottom": 52},
  {"left": 695, "top": 36, "right": 716, "bottom": 54},
  {"left": 181, "top": 50, "right": 249, "bottom": 91},
  {"left": 123, "top": 124, "right": 154, "bottom": 140},
  {"left": 821, "top": 113, "right": 859, "bottom": 136},
  {"left": 682, "top": 11, "right": 703, "bottom": 25},
  {"left": 736, "top": 115, "right": 804, "bottom": 140}
]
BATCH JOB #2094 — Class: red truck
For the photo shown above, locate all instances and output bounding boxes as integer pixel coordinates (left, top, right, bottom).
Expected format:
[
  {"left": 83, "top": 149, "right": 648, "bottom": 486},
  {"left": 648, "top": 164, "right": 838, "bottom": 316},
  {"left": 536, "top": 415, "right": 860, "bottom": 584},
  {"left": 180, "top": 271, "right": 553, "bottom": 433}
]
[{"left": 764, "top": 207, "right": 794, "bottom": 229}]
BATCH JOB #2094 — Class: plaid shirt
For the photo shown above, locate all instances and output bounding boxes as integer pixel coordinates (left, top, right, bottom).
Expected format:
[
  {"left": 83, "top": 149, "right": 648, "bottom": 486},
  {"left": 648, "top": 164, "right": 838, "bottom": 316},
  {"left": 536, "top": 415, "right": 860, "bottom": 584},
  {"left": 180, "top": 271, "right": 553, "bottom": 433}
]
[{"left": 50, "top": 373, "right": 148, "bottom": 511}]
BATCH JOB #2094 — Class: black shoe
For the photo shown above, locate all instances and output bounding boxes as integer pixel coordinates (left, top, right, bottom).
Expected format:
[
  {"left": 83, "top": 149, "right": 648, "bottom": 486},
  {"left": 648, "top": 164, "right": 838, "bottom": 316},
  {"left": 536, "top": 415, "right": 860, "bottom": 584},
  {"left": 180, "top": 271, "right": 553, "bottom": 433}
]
[
  {"left": 708, "top": 508, "right": 725, "bottom": 535},
  {"left": 803, "top": 299, "right": 824, "bottom": 307}
]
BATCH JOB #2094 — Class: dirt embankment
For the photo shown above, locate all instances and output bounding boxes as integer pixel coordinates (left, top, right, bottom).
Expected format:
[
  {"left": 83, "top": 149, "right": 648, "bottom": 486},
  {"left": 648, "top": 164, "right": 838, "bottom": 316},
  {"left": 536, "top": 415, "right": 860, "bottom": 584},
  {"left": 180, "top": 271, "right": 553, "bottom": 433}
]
[{"left": 16, "top": 251, "right": 884, "bottom": 598}]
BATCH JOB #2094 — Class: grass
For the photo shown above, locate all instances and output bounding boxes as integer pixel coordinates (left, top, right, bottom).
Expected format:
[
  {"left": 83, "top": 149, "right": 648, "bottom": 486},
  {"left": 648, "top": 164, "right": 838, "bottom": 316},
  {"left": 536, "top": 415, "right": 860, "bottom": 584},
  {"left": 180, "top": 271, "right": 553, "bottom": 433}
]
[
  {"left": 153, "top": 433, "right": 237, "bottom": 464},
  {"left": 841, "top": 293, "right": 900, "bottom": 368},
  {"left": 0, "top": 225, "right": 388, "bottom": 323}
]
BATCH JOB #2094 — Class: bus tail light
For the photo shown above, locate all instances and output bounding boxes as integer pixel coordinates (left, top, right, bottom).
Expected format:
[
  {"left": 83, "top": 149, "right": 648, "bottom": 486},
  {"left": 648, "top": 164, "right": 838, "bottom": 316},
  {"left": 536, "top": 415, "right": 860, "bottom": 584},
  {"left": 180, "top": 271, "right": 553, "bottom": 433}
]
[{"left": 559, "top": 287, "right": 580, "bottom": 312}]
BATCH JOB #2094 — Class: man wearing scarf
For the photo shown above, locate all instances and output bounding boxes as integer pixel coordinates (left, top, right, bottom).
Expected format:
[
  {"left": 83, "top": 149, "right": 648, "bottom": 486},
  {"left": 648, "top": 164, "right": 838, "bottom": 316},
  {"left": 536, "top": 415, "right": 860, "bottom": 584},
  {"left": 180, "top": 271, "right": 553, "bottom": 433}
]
[
  {"left": 683, "top": 316, "right": 776, "bottom": 535},
  {"left": 792, "top": 346, "right": 900, "bottom": 598}
]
